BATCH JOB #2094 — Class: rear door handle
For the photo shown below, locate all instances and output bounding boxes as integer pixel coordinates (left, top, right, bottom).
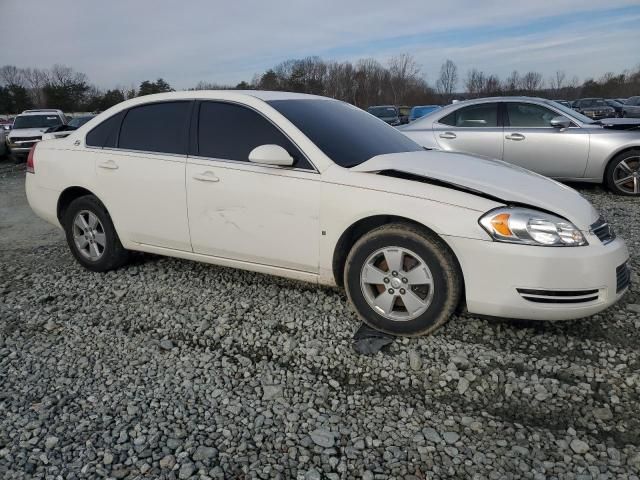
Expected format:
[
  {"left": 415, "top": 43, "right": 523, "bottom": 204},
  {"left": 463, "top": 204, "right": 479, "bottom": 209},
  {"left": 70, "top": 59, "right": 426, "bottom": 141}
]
[
  {"left": 439, "top": 132, "right": 457, "bottom": 139},
  {"left": 505, "top": 133, "right": 526, "bottom": 141},
  {"left": 97, "top": 160, "right": 119, "bottom": 170},
  {"left": 193, "top": 171, "right": 220, "bottom": 182}
]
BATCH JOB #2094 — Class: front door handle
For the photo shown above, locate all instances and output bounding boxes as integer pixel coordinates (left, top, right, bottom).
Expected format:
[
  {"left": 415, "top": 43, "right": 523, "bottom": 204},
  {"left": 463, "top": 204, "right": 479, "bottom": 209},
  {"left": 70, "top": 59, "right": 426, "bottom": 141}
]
[
  {"left": 439, "top": 132, "right": 457, "bottom": 139},
  {"left": 97, "top": 160, "right": 119, "bottom": 170},
  {"left": 193, "top": 171, "right": 220, "bottom": 182},
  {"left": 505, "top": 133, "right": 526, "bottom": 141}
]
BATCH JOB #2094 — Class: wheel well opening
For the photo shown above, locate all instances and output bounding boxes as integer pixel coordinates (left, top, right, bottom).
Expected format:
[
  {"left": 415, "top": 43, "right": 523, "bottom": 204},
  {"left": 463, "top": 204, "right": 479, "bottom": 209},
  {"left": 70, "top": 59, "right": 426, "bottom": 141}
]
[
  {"left": 57, "top": 187, "right": 95, "bottom": 222},
  {"left": 331, "top": 215, "right": 462, "bottom": 288},
  {"left": 604, "top": 147, "right": 640, "bottom": 182}
]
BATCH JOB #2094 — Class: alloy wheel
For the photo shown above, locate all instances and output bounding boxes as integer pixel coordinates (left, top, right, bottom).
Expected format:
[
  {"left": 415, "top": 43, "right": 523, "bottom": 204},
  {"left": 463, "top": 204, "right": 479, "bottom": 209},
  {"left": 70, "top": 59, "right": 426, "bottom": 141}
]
[
  {"left": 612, "top": 156, "right": 640, "bottom": 194},
  {"left": 359, "top": 246, "right": 434, "bottom": 321},
  {"left": 72, "top": 210, "right": 106, "bottom": 260}
]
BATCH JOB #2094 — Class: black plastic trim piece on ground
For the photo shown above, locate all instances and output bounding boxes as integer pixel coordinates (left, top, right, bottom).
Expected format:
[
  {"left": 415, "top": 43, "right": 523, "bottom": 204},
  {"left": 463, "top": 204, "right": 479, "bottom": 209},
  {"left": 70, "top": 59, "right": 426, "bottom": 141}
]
[{"left": 352, "top": 323, "right": 396, "bottom": 355}]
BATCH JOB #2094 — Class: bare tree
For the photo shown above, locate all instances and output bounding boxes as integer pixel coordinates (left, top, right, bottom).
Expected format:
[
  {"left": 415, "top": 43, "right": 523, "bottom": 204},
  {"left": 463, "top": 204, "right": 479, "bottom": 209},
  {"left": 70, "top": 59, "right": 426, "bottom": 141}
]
[
  {"left": 520, "top": 71, "right": 543, "bottom": 93},
  {"left": 22, "top": 68, "right": 49, "bottom": 107},
  {"left": 436, "top": 59, "right": 458, "bottom": 100},
  {"left": 388, "top": 53, "right": 421, "bottom": 104},
  {"left": 549, "top": 70, "right": 566, "bottom": 93},
  {"left": 504, "top": 70, "right": 520, "bottom": 93},
  {"left": 465, "top": 69, "right": 486, "bottom": 97},
  {"left": 0, "top": 65, "right": 24, "bottom": 86}
]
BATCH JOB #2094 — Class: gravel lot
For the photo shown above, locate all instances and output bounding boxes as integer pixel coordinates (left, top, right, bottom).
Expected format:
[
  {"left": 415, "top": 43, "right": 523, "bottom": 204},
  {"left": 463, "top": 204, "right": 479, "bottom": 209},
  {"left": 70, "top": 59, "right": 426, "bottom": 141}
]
[{"left": 1, "top": 162, "right": 639, "bottom": 479}]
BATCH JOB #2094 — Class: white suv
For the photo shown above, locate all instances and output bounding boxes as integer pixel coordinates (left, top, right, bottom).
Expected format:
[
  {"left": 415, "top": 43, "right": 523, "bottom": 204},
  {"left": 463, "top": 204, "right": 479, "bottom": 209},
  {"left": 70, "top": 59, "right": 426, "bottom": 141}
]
[{"left": 6, "top": 109, "right": 67, "bottom": 158}]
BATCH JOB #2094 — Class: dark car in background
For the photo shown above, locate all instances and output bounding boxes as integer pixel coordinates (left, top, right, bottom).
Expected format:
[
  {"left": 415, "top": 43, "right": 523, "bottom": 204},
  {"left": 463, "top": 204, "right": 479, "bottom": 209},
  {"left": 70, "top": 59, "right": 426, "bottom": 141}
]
[
  {"left": 572, "top": 98, "right": 616, "bottom": 120},
  {"left": 409, "top": 105, "right": 442, "bottom": 122},
  {"left": 398, "top": 106, "right": 411, "bottom": 124},
  {"left": 367, "top": 105, "right": 401, "bottom": 126},
  {"left": 43, "top": 115, "right": 97, "bottom": 139},
  {"left": 622, "top": 96, "right": 640, "bottom": 118},
  {"left": 605, "top": 99, "right": 625, "bottom": 117}
]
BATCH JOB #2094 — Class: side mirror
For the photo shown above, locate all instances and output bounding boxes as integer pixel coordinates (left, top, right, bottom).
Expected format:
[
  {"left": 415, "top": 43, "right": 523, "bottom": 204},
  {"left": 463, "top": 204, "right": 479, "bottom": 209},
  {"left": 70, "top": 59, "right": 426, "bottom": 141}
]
[
  {"left": 550, "top": 115, "right": 571, "bottom": 129},
  {"left": 248, "top": 144, "right": 294, "bottom": 166}
]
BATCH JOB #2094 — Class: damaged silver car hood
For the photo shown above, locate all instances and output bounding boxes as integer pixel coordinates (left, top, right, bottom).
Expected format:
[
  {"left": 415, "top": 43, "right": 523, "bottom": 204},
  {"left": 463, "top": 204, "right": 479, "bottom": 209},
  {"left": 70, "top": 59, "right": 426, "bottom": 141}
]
[{"left": 351, "top": 151, "right": 599, "bottom": 229}]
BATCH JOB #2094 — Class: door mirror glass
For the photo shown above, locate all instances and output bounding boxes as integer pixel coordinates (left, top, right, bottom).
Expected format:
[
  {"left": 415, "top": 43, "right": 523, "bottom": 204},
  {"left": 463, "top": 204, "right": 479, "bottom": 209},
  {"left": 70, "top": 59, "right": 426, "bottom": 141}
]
[
  {"left": 248, "top": 144, "right": 294, "bottom": 166},
  {"left": 550, "top": 115, "right": 571, "bottom": 129}
]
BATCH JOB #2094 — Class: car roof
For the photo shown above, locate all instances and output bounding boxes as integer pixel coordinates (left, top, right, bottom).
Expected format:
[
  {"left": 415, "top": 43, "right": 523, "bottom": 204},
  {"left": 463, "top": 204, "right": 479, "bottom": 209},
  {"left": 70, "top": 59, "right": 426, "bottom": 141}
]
[{"left": 18, "top": 109, "right": 65, "bottom": 117}]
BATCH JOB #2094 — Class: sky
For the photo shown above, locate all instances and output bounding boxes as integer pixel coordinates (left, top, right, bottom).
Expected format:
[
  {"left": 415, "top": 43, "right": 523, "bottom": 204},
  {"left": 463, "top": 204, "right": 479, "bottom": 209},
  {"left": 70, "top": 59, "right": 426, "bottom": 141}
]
[{"left": 2, "top": 0, "right": 639, "bottom": 90}]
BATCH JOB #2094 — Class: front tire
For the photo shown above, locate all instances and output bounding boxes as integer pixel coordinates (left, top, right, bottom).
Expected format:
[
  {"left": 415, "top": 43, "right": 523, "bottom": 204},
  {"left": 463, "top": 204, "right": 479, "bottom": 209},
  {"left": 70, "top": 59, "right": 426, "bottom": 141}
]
[
  {"left": 62, "top": 195, "right": 130, "bottom": 272},
  {"left": 605, "top": 150, "right": 640, "bottom": 196},
  {"left": 344, "top": 223, "right": 462, "bottom": 336}
]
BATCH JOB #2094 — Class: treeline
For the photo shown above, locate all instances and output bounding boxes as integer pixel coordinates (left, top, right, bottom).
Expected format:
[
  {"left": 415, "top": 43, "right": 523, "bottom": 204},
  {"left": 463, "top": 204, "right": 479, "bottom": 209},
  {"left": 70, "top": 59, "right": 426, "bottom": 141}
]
[
  {"left": 1, "top": 56, "right": 639, "bottom": 114},
  {"left": 0, "top": 65, "right": 174, "bottom": 114}
]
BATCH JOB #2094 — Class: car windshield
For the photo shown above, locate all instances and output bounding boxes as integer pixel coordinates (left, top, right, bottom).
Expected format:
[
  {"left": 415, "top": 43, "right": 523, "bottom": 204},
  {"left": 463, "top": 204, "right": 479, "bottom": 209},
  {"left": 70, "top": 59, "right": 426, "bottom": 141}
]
[
  {"left": 582, "top": 99, "right": 607, "bottom": 107},
  {"left": 367, "top": 106, "right": 398, "bottom": 117},
  {"left": 68, "top": 116, "right": 94, "bottom": 128},
  {"left": 13, "top": 114, "right": 62, "bottom": 129},
  {"left": 544, "top": 100, "right": 594, "bottom": 124},
  {"left": 268, "top": 99, "right": 423, "bottom": 168},
  {"left": 606, "top": 100, "right": 622, "bottom": 107}
]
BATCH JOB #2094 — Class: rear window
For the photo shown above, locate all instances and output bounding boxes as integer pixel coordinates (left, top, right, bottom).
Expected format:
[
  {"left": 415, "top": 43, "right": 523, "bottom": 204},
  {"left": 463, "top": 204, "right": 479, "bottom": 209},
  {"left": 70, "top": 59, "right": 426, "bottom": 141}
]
[
  {"left": 268, "top": 99, "right": 423, "bottom": 168},
  {"left": 118, "top": 101, "right": 191, "bottom": 155},
  {"left": 86, "top": 112, "right": 125, "bottom": 148}
]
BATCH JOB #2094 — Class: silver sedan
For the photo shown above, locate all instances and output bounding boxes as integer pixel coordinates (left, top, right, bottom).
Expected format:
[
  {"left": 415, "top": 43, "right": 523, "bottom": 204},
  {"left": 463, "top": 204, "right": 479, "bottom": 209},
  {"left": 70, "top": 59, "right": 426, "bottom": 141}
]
[{"left": 401, "top": 96, "right": 640, "bottom": 196}]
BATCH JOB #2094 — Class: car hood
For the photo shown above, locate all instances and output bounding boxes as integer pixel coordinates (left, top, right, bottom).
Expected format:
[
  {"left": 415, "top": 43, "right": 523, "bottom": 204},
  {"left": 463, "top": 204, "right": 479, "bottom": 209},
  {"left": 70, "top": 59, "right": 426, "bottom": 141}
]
[
  {"left": 595, "top": 117, "right": 640, "bottom": 130},
  {"left": 351, "top": 151, "right": 599, "bottom": 229},
  {"left": 8, "top": 128, "right": 48, "bottom": 138}
]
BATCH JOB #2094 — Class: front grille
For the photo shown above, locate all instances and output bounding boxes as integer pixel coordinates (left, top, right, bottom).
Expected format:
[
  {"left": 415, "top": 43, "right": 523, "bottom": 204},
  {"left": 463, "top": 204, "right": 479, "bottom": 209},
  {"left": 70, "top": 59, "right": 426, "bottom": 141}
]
[
  {"left": 616, "top": 262, "right": 631, "bottom": 293},
  {"left": 517, "top": 288, "right": 600, "bottom": 304},
  {"left": 12, "top": 136, "right": 41, "bottom": 143},
  {"left": 590, "top": 217, "right": 615, "bottom": 244}
]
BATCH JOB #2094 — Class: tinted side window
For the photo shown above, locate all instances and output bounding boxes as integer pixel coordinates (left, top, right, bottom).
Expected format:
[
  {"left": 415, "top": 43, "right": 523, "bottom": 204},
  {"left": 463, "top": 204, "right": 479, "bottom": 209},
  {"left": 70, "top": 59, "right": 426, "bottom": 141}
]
[
  {"left": 439, "top": 111, "right": 456, "bottom": 126},
  {"left": 506, "top": 103, "right": 557, "bottom": 127},
  {"left": 438, "top": 104, "right": 498, "bottom": 127},
  {"left": 86, "top": 111, "right": 125, "bottom": 148},
  {"left": 118, "top": 102, "right": 190, "bottom": 155},
  {"left": 197, "top": 101, "right": 312, "bottom": 169}
]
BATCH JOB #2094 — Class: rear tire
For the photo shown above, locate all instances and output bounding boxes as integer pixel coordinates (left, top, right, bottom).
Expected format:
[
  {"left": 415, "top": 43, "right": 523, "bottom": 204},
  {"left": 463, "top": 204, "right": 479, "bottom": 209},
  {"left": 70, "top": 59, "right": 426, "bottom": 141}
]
[
  {"left": 605, "top": 150, "right": 640, "bottom": 196},
  {"left": 62, "top": 195, "right": 130, "bottom": 272},
  {"left": 344, "top": 223, "right": 462, "bottom": 336}
]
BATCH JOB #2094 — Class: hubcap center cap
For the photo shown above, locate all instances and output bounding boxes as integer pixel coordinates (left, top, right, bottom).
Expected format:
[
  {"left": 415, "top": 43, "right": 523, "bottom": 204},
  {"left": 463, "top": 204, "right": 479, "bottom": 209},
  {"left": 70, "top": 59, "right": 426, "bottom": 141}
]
[{"left": 390, "top": 278, "right": 402, "bottom": 289}]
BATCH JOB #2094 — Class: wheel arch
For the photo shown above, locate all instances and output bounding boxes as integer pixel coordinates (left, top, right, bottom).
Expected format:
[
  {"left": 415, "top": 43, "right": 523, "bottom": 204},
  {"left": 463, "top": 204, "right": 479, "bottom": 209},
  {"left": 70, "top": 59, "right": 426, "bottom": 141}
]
[
  {"left": 57, "top": 186, "right": 100, "bottom": 222},
  {"left": 602, "top": 145, "right": 640, "bottom": 182},
  {"left": 331, "top": 214, "right": 463, "bottom": 290}
]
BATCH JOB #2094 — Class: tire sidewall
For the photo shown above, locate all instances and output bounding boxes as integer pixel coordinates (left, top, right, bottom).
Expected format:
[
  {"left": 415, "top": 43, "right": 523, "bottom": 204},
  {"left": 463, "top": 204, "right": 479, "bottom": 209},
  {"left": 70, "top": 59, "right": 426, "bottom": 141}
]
[
  {"left": 63, "top": 196, "right": 123, "bottom": 272},
  {"left": 345, "top": 228, "right": 459, "bottom": 336}
]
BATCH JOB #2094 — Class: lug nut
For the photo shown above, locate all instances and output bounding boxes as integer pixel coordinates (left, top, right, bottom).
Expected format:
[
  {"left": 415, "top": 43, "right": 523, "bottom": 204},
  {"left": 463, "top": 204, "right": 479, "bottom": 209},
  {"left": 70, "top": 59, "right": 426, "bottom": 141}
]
[
  {"left": 402, "top": 277, "right": 408, "bottom": 283},
  {"left": 383, "top": 277, "right": 390, "bottom": 284},
  {"left": 388, "top": 289, "right": 394, "bottom": 294},
  {"left": 392, "top": 271, "right": 398, "bottom": 277},
  {"left": 400, "top": 288, "right": 406, "bottom": 295}
]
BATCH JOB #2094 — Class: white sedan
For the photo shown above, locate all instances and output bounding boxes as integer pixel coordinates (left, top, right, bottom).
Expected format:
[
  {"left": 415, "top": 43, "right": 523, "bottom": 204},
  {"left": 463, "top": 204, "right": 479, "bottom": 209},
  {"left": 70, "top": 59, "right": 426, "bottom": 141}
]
[{"left": 25, "top": 91, "right": 630, "bottom": 336}]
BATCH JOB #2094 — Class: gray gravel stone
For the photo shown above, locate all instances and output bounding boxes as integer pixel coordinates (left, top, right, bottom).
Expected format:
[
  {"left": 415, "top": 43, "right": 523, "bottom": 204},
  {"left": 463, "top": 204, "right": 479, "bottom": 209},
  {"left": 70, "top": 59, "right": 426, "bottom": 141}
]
[
  {"left": 310, "top": 428, "right": 336, "bottom": 448},
  {"left": 570, "top": 439, "right": 590, "bottom": 454}
]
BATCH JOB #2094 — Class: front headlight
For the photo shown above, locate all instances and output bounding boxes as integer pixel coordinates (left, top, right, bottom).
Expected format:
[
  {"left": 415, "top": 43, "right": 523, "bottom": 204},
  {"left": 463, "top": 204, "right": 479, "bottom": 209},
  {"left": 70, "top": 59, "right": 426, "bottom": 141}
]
[{"left": 479, "top": 207, "right": 587, "bottom": 246}]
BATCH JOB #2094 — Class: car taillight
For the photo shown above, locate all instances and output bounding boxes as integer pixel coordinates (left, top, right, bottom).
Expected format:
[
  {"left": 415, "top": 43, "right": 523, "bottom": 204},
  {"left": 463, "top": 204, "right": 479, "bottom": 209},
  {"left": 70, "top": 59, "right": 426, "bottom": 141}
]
[{"left": 26, "top": 144, "right": 36, "bottom": 174}]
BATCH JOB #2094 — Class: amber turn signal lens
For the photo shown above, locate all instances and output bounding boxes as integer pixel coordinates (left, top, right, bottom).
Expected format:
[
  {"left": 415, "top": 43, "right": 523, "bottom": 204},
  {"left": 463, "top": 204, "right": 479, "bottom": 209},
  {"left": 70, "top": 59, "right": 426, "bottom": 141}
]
[{"left": 490, "top": 213, "right": 512, "bottom": 236}]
